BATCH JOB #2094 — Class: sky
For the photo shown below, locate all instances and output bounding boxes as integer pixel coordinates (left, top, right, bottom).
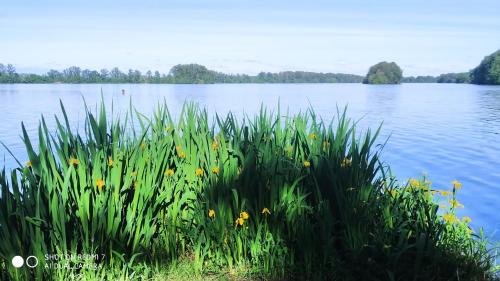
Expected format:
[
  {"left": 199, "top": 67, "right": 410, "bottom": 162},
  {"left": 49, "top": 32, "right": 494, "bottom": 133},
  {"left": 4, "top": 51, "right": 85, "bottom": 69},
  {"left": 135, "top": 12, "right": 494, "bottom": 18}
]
[{"left": 1, "top": 0, "right": 500, "bottom": 76}]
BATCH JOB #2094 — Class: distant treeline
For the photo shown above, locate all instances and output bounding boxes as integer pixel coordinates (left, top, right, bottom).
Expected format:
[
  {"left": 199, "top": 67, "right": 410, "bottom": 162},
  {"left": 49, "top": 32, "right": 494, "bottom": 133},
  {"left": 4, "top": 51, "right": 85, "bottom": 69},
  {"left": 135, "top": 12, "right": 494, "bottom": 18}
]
[
  {"left": 402, "top": 73, "right": 471, "bottom": 84},
  {"left": 2, "top": 53, "right": 499, "bottom": 84},
  {"left": 0, "top": 63, "right": 364, "bottom": 84},
  {"left": 0, "top": 63, "right": 468, "bottom": 84}
]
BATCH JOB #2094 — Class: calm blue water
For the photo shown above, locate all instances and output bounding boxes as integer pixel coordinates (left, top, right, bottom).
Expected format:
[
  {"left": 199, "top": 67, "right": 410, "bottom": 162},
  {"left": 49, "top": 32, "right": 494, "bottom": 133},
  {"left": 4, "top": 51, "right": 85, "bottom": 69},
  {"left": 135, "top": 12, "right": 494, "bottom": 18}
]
[{"left": 1, "top": 83, "right": 499, "bottom": 241}]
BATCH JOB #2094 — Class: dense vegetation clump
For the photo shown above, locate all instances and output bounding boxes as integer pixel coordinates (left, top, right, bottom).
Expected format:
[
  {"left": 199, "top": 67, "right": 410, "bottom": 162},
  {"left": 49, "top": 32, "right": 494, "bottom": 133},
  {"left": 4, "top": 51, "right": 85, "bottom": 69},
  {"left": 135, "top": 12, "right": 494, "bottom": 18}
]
[
  {"left": 471, "top": 49, "right": 500, "bottom": 85},
  {"left": 168, "top": 64, "right": 217, "bottom": 83},
  {"left": 363, "top": 61, "right": 403, "bottom": 84},
  {"left": 0, "top": 102, "right": 498, "bottom": 280}
]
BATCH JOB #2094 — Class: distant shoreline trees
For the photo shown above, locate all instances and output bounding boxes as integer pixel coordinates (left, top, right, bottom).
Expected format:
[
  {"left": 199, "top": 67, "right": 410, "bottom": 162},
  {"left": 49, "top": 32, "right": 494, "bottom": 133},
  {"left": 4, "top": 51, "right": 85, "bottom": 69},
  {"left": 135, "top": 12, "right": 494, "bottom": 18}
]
[
  {"left": 2, "top": 49, "right": 500, "bottom": 85},
  {"left": 401, "top": 76, "right": 437, "bottom": 83},
  {"left": 0, "top": 63, "right": 364, "bottom": 84},
  {"left": 404, "top": 49, "right": 500, "bottom": 85},
  {"left": 436, "top": 72, "right": 471, "bottom": 84},
  {"left": 0, "top": 64, "right": 19, "bottom": 83}
]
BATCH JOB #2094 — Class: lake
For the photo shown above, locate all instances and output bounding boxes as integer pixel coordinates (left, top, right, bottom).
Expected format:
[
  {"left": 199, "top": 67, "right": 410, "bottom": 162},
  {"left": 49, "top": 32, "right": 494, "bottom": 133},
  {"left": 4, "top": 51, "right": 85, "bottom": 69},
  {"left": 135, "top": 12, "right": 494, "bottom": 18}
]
[{"left": 1, "top": 83, "right": 499, "bottom": 241}]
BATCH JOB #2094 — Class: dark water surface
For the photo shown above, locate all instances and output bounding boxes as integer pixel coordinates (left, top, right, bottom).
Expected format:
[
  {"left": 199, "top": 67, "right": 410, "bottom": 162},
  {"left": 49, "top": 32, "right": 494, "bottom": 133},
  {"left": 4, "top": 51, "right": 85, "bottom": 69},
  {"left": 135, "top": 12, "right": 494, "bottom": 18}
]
[{"left": 1, "top": 83, "right": 499, "bottom": 240}]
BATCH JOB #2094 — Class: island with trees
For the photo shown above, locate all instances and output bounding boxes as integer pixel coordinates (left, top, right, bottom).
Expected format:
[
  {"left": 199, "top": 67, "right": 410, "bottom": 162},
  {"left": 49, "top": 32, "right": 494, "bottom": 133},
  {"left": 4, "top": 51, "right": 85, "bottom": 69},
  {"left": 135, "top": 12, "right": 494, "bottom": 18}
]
[{"left": 362, "top": 62, "right": 403, "bottom": 84}]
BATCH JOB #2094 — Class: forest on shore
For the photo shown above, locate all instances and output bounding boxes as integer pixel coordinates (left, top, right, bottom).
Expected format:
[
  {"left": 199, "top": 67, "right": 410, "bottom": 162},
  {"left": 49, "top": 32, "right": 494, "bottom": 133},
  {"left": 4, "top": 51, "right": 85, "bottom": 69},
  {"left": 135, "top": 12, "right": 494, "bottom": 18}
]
[
  {"left": 0, "top": 63, "right": 364, "bottom": 84},
  {"left": 0, "top": 49, "right": 499, "bottom": 85},
  {"left": 0, "top": 63, "right": 474, "bottom": 84}
]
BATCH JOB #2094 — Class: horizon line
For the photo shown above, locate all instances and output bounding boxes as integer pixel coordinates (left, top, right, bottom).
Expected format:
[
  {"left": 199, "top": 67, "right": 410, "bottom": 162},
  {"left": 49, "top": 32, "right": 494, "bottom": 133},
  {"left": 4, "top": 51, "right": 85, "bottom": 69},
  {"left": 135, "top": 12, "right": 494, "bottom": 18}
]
[{"left": 2, "top": 62, "right": 473, "bottom": 78}]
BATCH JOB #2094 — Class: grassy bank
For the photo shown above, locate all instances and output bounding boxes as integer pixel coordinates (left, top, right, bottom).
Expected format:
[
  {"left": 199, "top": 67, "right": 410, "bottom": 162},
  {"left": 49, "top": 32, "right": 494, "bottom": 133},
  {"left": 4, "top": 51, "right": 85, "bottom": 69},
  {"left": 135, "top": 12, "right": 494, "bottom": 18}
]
[{"left": 0, "top": 101, "right": 498, "bottom": 280}]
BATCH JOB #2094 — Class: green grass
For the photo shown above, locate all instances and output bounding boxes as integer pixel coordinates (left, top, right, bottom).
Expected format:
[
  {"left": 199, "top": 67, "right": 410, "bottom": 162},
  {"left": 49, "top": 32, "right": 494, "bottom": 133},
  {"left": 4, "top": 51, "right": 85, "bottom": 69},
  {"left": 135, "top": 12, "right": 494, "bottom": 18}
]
[{"left": 0, "top": 100, "right": 498, "bottom": 280}]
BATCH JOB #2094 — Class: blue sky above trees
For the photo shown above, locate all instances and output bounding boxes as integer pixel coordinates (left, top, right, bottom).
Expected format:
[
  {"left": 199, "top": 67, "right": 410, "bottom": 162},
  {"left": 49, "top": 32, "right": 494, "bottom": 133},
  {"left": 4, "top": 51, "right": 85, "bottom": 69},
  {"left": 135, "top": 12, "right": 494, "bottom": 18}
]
[{"left": 1, "top": 0, "right": 499, "bottom": 76}]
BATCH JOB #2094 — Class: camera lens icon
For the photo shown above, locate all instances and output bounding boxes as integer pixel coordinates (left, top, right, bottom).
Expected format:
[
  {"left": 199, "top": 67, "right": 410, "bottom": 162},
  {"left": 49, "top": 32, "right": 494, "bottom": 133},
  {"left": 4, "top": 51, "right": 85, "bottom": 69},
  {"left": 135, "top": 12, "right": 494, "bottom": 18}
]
[
  {"left": 26, "top": 256, "right": 39, "bottom": 268},
  {"left": 11, "top": 256, "right": 24, "bottom": 268}
]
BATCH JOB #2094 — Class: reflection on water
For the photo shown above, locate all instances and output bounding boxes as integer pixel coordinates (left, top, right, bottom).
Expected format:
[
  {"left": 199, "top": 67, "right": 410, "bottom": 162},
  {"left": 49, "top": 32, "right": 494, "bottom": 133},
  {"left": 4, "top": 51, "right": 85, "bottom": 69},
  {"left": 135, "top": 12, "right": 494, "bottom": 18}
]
[
  {"left": 477, "top": 90, "right": 500, "bottom": 135},
  {"left": 0, "top": 83, "right": 499, "bottom": 240}
]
